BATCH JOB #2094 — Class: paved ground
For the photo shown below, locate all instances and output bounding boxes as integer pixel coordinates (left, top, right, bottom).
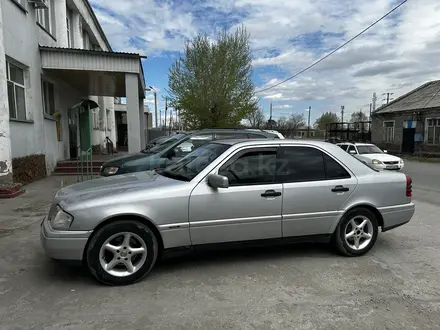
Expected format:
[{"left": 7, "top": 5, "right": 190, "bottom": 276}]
[{"left": 1, "top": 162, "right": 440, "bottom": 329}]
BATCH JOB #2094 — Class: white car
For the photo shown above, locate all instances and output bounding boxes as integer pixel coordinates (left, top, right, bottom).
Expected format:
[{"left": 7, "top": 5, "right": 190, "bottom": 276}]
[{"left": 337, "top": 143, "right": 404, "bottom": 171}]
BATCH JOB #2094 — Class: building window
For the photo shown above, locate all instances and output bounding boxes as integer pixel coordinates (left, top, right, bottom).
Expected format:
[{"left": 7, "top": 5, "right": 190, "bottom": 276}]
[
  {"left": 83, "top": 30, "right": 90, "bottom": 49},
  {"left": 426, "top": 119, "right": 440, "bottom": 144},
  {"left": 383, "top": 121, "right": 394, "bottom": 143},
  {"left": 106, "top": 109, "right": 112, "bottom": 130},
  {"left": 42, "top": 79, "right": 55, "bottom": 115},
  {"left": 6, "top": 61, "right": 27, "bottom": 120},
  {"left": 92, "top": 109, "right": 100, "bottom": 130},
  {"left": 36, "top": 0, "right": 53, "bottom": 34},
  {"left": 66, "top": 15, "right": 71, "bottom": 47}
]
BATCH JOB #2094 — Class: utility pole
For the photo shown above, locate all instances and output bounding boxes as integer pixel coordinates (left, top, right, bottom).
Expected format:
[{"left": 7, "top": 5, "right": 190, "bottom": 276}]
[
  {"left": 307, "top": 106, "right": 311, "bottom": 138},
  {"left": 164, "top": 97, "right": 168, "bottom": 132},
  {"left": 372, "top": 93, "right": 377, "bottom": 111},
  {"left": 269, "top": 102, "right": 273, "bottom": 129},
  {"left": 341, "top": 106, "right": 345, "bottom": 122},
  {"left": 159, "top": 109, "right": 162, "bottom": 129},
  {"left": 369, "top": 103, "right": 372, "bottom": 120},
  {"left": 382, "top": 92, "right": 394, "bottom": 104}
]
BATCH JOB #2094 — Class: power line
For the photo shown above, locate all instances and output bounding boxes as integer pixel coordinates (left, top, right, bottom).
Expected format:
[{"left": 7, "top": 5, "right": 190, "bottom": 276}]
[{"left": 255, "top": 0, "right": 408, "bottom": 94}]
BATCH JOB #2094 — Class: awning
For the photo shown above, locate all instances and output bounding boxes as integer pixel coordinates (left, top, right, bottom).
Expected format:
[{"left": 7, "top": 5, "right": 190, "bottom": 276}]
[{"left": 39, "top": 46, "right": 146, "bottom": 97}]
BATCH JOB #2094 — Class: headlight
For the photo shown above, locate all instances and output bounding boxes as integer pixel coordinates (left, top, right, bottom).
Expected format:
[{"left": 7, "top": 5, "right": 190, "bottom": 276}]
[
  {"left": 103, "top": 167, "right": 119, "bottom": 175},
  {"left": 399, "top": 159, "right": 404, "bottom": 165},
  {"left": 50, "top": 206, "right": 73, "bottom": 230},
  {"left": 372, "top": 159, "right": 382, "bottom": 165}
]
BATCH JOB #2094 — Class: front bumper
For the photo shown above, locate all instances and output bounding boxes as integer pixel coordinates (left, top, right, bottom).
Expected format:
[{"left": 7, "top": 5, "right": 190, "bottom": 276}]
[
  {"left": 371, "top": 163, "right": 404, "bottom": 171},
  {"left": 40, "top": 217, "right": 92, "bottom": 261},
  {"left": 380, "top": 203, "right": 415, "bottom": 232}
]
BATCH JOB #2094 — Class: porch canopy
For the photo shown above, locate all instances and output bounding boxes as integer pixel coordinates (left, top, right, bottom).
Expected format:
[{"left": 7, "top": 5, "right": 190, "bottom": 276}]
[{"left": 39, "top": 46, "right": 147, "bottom": 152}]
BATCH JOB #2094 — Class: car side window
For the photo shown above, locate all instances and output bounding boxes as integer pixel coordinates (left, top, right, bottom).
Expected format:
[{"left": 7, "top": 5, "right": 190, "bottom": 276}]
[
  {"left": 218, "top": 148, "right": 277, "bottom": 186},
  {"left": 172, "top": 134, "right": 213, "bottom": 158},
  {"left": 277, "top": 147, "right": 326, "bottom": 183},
  {"left": 323, "top": 153, "right": 351, "bottom": 179},
  {"left": 338, "top": 144, "right": 347, "bottom": 151},
  {"left": 347, "top": 145, "right": 357, "bottom": 154}
]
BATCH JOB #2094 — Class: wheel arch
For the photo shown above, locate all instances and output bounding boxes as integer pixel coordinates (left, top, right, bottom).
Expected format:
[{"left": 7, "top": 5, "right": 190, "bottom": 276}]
[
  {"left": 332, "top": 204, "right": 384, "bottom": 234},
  {"left": 82, "top": 214, "right": 164, "bottom": 263}
]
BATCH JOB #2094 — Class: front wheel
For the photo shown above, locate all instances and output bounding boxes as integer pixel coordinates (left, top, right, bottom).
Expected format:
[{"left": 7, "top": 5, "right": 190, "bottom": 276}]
[
  {"left": 334, "top": 208, "right": 379, "bottom": 257},
  {"left": 86, "top": 220, "right": 158, "bottom": 285}
]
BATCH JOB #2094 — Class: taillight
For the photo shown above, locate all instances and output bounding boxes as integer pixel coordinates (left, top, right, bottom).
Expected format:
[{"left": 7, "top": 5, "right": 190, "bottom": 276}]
[{"left": 406, "top": 174, "right": 412, "bottom": 197}]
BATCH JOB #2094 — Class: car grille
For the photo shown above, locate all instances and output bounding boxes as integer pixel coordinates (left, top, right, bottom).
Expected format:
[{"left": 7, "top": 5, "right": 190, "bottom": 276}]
[{"left": 383, "top": 161, "right": 399, "bottom": 165}]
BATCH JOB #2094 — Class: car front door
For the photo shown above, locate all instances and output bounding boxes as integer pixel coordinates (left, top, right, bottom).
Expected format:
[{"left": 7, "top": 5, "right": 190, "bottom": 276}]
[
  {"left": 278, "top": 146, "right": 358, "bottom": 237},
  {"left": 188, "top": 146, "right": 282, "bottom": 245}
]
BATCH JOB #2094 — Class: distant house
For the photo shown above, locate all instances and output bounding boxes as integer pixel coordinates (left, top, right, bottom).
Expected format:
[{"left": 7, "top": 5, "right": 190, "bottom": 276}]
[
  {"left": 292, "top": 127, "right": 325, "bottom": 139},
  {"left": 371, "top": 80, "right": 440, "bottom": 155}
]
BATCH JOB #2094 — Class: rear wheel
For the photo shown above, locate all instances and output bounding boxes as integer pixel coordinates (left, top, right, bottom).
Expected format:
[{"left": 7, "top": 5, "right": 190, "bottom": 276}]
[
  {"left": 86, "top": 220, "right": 158, "bottom": 285},
  {"left": 334, "top": 208, "right": 378, "bottom": 257}
]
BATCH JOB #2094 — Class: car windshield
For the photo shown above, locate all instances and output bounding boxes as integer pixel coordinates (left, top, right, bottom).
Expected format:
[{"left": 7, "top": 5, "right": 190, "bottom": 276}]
[
  {"left": 158, "top": 142, "right": 230, "bottom": 181},
  {"left": 357, "top": 145, "right": 383, "bottom": 154}
]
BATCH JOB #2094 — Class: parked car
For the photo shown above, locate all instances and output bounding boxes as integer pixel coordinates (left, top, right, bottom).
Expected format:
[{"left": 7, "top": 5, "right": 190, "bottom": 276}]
[
  {"left": 99, "top": 129, "right": 284, "bottom": 177},
  {"left": 41, "top": 139, "right": 415, "bottom": 285},
  {"left": 144, "top": 133, "right": 189, "bottom": 151},
  {"left": 337, "top": 142, "right": 404, "bottom": 171}
]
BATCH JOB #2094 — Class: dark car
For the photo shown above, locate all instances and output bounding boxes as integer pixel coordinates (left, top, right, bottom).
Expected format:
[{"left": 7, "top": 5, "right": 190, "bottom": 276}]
[
  {"left": 144, "top": 133, "right": 188, "bottom": 151},
  {"left": 100, "top": 129, "right": 284, "bottom": 177}
]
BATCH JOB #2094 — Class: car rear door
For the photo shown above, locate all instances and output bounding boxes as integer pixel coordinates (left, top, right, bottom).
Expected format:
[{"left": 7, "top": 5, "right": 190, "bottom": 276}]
[
  {"left": 278, "top": 146, "right": 358, "bottom": 237},
  {"left": 189, "top": 146, "right": 282, "bottom": 245}
]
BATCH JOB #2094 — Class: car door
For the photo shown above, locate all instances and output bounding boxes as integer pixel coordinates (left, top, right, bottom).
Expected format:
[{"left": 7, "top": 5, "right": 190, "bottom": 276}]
[
  {"left": 188, "top": 146, "right": 283, "bottom": 245},
  {"left": 278, "top": 146, "right": 358, "bottom": 237}
]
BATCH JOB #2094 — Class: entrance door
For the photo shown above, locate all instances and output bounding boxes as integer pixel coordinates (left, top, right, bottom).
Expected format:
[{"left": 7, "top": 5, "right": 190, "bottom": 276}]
[
  {"left": 401, "top": 128, "right": 415, "bottom": 153},
  {"left": 68, "top": 109, "right": 78, "bottom": 159}
]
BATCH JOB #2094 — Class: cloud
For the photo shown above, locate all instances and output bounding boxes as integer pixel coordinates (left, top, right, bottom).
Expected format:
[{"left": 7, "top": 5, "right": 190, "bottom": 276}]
[{"left": 91, "top": 0, "right": 440, "bottom": 113}]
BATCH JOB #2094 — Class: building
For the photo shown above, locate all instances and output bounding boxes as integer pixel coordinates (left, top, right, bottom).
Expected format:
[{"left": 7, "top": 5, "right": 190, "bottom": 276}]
[
  {"left": 0, "top": 0, "right": 148, "bottom": 185},
  {"left": 371, "top": 80, "right": 440, "bottom": 156}
]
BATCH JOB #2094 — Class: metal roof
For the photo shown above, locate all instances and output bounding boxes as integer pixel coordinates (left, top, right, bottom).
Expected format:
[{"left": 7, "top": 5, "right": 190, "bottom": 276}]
[
  {"left": 374, "top": 80, "right": 440, "bottom": 114},
  {"left": 39, "top": 46, "right": 146, "bottom": 58}
]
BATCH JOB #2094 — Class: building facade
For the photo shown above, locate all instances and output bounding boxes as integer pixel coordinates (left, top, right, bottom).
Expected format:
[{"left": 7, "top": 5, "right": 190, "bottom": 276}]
[
  {"left": 0, "top": 0, "right": 148, "bottom": 184},
  {"left": 371, "top": 80, "right": 440, "bottom": 156}
]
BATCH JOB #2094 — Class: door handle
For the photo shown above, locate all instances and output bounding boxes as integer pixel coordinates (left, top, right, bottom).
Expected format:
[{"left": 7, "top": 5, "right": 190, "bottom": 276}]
[
  {"left": 261, "top": 190, "right": 282, "bottom": 198},
  {"left": 331, "top": 185, "right": 349, "bottom": 193}
]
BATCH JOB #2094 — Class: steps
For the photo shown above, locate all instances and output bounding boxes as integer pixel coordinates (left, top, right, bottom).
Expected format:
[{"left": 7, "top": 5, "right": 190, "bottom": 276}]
[
  {"left": 53, "top": 161, "right": 105, "bottom": 176},
  {"left": 0, "top": 183, "right": 25, "bottom": 199}
]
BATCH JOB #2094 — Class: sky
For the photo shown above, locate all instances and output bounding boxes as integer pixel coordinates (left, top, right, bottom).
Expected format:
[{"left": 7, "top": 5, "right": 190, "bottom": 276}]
[{"left": 90, "top": 0, "right": 440, "bottom": 126}]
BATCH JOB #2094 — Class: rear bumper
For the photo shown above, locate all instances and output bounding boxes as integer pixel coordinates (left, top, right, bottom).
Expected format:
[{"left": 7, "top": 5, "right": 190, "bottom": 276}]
[
  {"left": 40, "top": 218, "right": 91, "bottom": 261},
  {"left": 379, "top": 203, "right": 415, "bottom": 232}
]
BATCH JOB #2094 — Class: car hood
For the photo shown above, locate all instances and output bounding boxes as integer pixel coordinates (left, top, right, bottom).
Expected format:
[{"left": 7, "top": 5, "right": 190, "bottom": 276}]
[
  {"left": 102, "top": 152, "right": 156, "bottom": 167},
  {"left": 359, "top": 153, "right": 401, "bottom": 162},
  {"left": 55, "top": 171, "right": 181, "bottom": 207}
]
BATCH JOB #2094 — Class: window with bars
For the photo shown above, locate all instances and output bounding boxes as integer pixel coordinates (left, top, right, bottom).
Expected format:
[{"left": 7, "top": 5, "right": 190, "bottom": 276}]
[
  {"left": 6, "top": 61, "right": 27, "bottom": 120},
  {"left": 383, "top": 121, "right": 394, "bottom": 143},
  {"left": 36, "top": 0, "right": 53, "bottom": 34},
  {"left": 42, "top": 79, "right": 55, "bottom": 115},
  {"left": 426, "top": 119, "right": 440, "bottom": 144}
]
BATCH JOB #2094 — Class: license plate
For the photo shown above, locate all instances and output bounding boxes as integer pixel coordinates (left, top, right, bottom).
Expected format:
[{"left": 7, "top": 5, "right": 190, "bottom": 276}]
[{"left": 387, "top": 165, "right": 398, "bottom": 169}]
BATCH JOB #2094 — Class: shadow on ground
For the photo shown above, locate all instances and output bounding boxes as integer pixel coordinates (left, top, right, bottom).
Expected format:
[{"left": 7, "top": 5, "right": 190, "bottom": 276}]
[{"left": 38, "top": 237, "right": 395, "bottom": 285}]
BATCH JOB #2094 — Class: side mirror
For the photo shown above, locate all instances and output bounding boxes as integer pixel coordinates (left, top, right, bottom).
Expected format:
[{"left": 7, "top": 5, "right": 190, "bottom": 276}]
[
  {"left": 207, "top": 173, "right": 229, "bottom": 189},
  {"left": 349, "top": 150, "right": 356, "bottom": 154},
  {"left": 383, "top": 150, "right": 388, "bottom": 153}
]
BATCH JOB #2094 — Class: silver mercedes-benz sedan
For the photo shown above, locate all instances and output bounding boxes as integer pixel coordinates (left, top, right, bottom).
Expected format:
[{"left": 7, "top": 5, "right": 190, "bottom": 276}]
[{"left": 41, "top": 139, "right": 415, "bottom": 285}]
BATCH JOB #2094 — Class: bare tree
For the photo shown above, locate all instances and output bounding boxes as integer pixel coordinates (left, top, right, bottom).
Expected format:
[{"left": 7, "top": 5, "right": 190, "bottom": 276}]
[{"left": 246, "top": 107, "right": 265, "bottom": 128}]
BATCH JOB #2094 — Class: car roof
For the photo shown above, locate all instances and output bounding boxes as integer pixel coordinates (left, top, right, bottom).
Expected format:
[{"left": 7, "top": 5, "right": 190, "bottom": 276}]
[
  {"left": 215, "top": 138, "right": 337, "bottom": 148},
  {"left": 337, "top": 142, "right": 375, "bottom": 146},
  {"left": 194, "top": 128, "right": 279, "bottom": 138}
]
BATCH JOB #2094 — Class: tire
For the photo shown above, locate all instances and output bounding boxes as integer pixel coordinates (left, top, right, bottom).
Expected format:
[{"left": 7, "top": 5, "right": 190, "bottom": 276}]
[
  {"left": 86, "top": 220, "right": 159, "bottom": 285},
  {"left": 334, "top": 207, "right": 379, "bottom": 257}
]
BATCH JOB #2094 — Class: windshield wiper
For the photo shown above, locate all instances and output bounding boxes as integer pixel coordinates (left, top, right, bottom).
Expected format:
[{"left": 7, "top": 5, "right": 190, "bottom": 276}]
[{"left": 158, "top": 169, "right": 191, "bottom": 182}]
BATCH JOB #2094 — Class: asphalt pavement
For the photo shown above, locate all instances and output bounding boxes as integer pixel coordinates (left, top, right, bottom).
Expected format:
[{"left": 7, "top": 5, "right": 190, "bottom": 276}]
[{"left": 0, "top": 163, "right": 440, "bottom": 330}]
